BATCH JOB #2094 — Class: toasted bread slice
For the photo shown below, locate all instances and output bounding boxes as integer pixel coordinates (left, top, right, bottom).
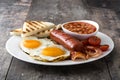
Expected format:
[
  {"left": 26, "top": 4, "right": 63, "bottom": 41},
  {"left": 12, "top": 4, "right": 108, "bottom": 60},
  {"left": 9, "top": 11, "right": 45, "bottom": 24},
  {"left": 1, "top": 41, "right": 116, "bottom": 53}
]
[
  {"left": 33, "top": 28, "right": 54, "bottom": 37},
  {"left": 10, "top": 23, "right": 61, "bottom": 37},
  {"left": 10, "top": 28, "right": 22, "bottom": 36},
  {"left": 34, "top": 24, "right": 62, "bottom": 37},
  {"left": 21, "top": 21, "right": 55, "bottom": 37}
]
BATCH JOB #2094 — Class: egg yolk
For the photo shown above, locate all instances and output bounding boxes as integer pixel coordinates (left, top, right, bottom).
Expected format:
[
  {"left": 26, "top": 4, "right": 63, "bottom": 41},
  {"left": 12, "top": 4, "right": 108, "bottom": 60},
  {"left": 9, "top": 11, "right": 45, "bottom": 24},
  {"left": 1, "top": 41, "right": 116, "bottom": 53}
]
[
  {"left": 42, "top": 47, "right": 65, "bottom": 57},
  {"left": 23, "top": 40, "right": 41, "bottom": 49}
]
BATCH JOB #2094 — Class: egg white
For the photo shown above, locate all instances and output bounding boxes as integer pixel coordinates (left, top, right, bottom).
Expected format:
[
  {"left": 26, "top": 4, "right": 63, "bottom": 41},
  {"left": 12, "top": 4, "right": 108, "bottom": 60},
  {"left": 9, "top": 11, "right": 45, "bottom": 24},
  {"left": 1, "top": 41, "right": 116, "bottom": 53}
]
[
  {"left": 38, "top": 44, "right": 70, "bottom": 61},
  {"left": 20, "top": 36, "right": 70, "bottom": 62},
  {"left": 20, "top": 36, "right": 54, "bottom": 56}
]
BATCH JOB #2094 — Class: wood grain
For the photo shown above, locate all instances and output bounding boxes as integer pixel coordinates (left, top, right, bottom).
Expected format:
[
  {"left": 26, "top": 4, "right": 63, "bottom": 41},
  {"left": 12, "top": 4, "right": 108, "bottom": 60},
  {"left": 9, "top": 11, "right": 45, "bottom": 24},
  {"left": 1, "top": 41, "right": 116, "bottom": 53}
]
[
  {"left": 86, "top": 0, "right": 120, "bottom": 80},
  {"left": 1, "top": 0, "right": 120, "bottom": 80},
  {"left": 6, "top": 58, "right": 110, "bottom": 80},
  {"left": 0, "top": 0, "right": 31, "bottom": 80},
  {"left": 5, "top": 0, "right": 112, "bottom": 80}
]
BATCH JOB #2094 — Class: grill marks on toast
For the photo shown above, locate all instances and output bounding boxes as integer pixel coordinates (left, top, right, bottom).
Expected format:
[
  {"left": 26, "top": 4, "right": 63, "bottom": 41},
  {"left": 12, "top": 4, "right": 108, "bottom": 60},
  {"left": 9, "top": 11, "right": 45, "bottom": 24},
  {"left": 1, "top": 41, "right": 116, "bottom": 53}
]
[
  {"left": 10, "top": 22, "right": 61, "bottom": 37},
  {"left": 22, "top": 21, "right": 55, "bottom": 37},
  {"left": 27, "top": 22, "right": 39, "bottom": 30},
  {"left": 31, "top": 21, "right": 46, "bottom": 29},
  {"left": 30, "top": 21, "right": 44, "bottom": 29},
  {"left": 34, "top": 24, "right": 61, "bottom": 37},
  {"left": 24, "top": 21, "right": 44, "bottom": 33}
]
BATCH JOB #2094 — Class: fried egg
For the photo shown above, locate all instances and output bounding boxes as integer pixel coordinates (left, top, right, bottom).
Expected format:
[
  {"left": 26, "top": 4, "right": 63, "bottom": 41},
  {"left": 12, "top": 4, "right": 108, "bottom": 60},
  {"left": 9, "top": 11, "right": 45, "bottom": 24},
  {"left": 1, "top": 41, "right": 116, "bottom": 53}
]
[
  {"left": 20, "top": 36, "right": 54, "bottom": 55},
  {"left": 37, "top": 44, "right": 70, "bottom": 62},
  {"left": 20, "top": 36, "right": 70, "bottom": 62}
]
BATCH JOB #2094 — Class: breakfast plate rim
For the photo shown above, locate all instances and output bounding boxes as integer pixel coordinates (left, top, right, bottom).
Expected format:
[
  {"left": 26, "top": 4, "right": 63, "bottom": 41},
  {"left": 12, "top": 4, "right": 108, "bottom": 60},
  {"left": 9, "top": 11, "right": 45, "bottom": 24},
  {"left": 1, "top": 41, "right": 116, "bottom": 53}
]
[{"left": 5, "top": 32, "right": 114, "bottom": 66}]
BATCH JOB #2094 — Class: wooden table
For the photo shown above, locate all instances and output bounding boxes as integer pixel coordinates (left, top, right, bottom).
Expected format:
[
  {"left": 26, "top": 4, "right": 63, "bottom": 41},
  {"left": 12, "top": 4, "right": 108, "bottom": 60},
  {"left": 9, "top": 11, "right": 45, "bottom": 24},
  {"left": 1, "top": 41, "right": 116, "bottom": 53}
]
[{"left": 0, "top": 0, "right": 120, "bottom": 80}]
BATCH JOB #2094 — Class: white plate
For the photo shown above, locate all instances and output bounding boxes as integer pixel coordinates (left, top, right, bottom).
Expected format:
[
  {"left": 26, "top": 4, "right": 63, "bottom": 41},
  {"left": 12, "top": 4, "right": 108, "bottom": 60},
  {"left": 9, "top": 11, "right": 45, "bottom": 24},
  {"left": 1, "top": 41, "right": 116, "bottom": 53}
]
[{"left": 6, "top": 32, "right": 114, "bottom": 66}]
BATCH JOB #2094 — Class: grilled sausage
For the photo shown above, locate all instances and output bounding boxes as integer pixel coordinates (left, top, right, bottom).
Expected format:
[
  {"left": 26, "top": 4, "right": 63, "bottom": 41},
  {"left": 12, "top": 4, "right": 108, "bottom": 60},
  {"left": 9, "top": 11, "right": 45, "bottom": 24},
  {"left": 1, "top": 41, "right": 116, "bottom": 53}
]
[{"left": 50, "top": 30, "right": 83, "bottom": 51}]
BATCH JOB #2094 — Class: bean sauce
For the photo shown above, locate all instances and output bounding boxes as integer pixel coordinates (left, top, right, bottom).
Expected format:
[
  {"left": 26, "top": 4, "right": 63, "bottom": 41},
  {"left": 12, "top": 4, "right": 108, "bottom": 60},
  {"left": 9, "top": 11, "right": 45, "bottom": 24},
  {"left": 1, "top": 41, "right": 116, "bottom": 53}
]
[{"left": 63, "top": 22, "right": 96, "bottom": 34}]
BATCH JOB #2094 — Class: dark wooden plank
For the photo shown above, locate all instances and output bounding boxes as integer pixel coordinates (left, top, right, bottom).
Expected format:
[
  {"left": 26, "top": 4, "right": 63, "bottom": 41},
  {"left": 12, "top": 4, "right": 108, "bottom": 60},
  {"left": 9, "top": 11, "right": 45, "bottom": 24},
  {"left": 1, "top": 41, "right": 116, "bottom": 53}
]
[
  {"left": 0, "top": 0, "right": 31, "bottom": 4},
  {"left": 86, "top": 0, "right": 120, "bottom": 80},
  {"left": 0, "top": 0, "right": 17, "bottom": 3},
  {"left": 0, "top": 1, "right": 31, "bottom": 80},
  {"left": 26, "top": 0, "right": 89, "bottom": 24},
  {"left": 101, "top": 11, "right": 120, "bottom": 80},
  {"left": 106, "top": 38, "right": 120, "bottom": 80},
  {"left": 101, "top": 1, "right": 120, "bottom": 80},
  {"left": 6, "top": 0, "right": 111, "bottom": 80},
  {"left": 6, "top": 58, "right": 110, "bottom": 80}
]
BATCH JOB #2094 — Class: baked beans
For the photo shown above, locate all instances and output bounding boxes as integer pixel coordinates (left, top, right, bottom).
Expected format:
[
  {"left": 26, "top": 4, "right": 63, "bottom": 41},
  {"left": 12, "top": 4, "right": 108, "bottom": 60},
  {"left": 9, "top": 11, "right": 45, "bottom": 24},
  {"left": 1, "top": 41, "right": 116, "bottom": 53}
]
[{"left": 63, "top": 22, "right": 96, "bottom": 34}]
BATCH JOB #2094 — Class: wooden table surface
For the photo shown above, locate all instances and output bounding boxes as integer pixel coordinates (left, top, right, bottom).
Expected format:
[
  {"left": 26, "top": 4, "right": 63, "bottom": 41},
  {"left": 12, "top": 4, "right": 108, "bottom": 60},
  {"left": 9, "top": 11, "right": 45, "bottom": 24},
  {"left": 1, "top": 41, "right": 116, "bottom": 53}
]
[{"left": 0, "top": 0, "right": 120, "bottom": 80}]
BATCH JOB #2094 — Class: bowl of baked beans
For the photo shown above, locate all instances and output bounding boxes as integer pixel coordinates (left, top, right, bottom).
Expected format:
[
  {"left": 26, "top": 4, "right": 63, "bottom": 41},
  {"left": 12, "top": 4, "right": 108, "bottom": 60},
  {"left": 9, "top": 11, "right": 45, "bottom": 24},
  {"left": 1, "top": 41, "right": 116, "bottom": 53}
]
[{"left": 61, "top": 20, "right": 99, "bottom": 39}]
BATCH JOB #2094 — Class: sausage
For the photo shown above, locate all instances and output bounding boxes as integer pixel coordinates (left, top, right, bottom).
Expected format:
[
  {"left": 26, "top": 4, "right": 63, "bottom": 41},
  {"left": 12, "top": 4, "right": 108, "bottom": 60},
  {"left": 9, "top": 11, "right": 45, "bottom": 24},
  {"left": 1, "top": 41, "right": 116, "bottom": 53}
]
[{"left": 50, "top": 30, "right": 84, "bottom": 52}]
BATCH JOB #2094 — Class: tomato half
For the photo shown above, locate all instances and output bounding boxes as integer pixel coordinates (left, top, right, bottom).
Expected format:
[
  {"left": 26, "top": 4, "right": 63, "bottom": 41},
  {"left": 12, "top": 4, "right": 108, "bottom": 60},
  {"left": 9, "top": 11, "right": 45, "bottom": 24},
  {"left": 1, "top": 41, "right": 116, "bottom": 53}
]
[
  {"left": 88, "top": 36, "right": 101, "bottom": 46},
  {"left": 100, "top": 45, "right": 109, "bottom": 51}
]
